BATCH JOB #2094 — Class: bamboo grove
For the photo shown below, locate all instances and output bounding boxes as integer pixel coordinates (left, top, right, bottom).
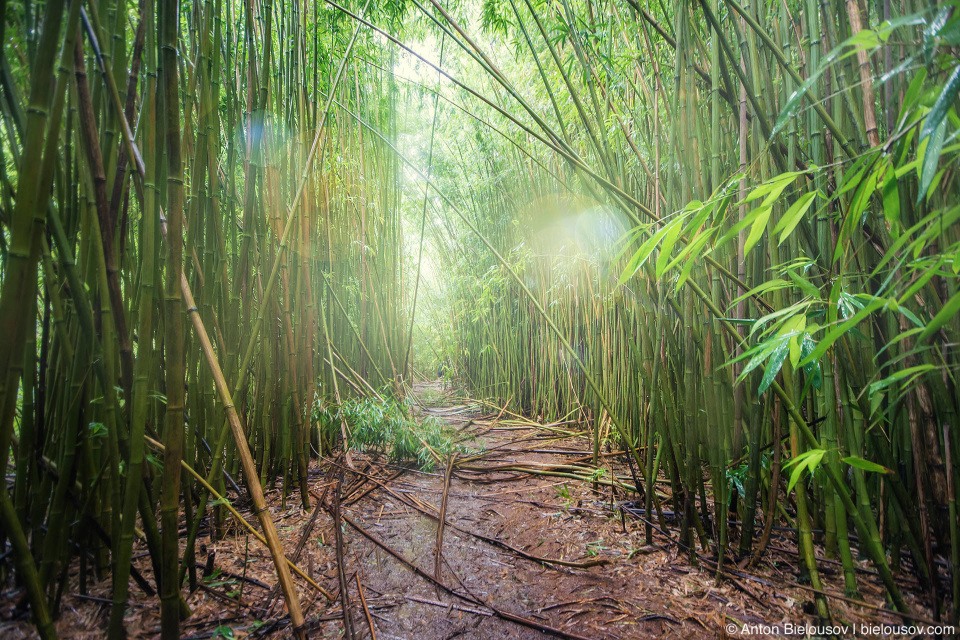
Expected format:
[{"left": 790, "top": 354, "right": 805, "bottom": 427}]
[
  {"left": 0, "top": 0, "right": 406, "bottom": 636},
  {"left": 0, "top": 0, "right": 959, "bottom": 636},
  {"left": 402, "top": 0, "right": 960, "bottom": 626}
]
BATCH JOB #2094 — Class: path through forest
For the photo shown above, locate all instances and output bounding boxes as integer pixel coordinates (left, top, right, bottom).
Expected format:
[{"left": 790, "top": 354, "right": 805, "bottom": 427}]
[
  {"left": 330, "top": 381, "right": 701, "bottom": 639},
  {"left": 2, "top": 382, "right": 931, "bottom": 639}
]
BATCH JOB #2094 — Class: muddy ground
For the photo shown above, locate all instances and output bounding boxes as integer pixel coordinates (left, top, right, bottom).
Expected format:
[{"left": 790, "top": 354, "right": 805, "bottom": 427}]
[{"left": 0, "top": 382, "right": 940, "bottom": 639}]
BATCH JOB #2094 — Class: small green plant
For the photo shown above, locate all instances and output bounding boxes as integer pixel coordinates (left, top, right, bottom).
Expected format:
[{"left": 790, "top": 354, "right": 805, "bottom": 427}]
[
  {"left": 555, "top": 483, "right": 574, "bottom": 511},
  {"left": 314, "top": 396, "right": 473, "bottom": 471},
  {"left": 212, "top": 626, "right": 235, "bottom": 639},
  {"left": 726, "top": 462, "right": 749, "bottom": 507},
  {"left": 586, "top": 539, "right": 606, "bottom": 557},
  {"left": 87, "top": 422, "right": 108, "bottom": 440},
  {"left": 588, "top": 467, "right": 607, "bottom": 483}
]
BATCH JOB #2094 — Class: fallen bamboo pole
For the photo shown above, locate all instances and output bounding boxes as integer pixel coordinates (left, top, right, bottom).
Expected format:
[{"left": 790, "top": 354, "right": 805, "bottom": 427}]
[{"left": 434, "top": 453, "right": 457, "bottom": 582}]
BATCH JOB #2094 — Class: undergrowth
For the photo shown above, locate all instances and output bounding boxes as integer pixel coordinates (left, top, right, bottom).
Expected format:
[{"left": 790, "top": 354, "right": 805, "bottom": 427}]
[{"left": 314, "top": 396, "right": 475, "bottom": 471}]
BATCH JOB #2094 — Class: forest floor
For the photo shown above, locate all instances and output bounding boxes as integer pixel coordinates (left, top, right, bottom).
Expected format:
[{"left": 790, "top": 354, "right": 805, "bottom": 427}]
[{"left": 1, "top": 381, "right": 940, "bottom": 639}]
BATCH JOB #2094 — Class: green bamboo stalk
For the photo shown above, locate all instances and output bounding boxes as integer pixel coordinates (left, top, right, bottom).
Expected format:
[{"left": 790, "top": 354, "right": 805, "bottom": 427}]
[
  {"left": 158, "top": 0, "right": 187, "bottom": 634},
  {"left": 107, "top": 1, "right": 159, "bottom": 625}
]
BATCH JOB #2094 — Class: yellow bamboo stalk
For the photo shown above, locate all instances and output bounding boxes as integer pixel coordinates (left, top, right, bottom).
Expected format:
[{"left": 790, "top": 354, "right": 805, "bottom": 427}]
[
  {"left": 179, "top": 277, "right": 308, "bottom": 635},
  {"left": 143, "top": 436, "right": 333, "bottom": 600}
]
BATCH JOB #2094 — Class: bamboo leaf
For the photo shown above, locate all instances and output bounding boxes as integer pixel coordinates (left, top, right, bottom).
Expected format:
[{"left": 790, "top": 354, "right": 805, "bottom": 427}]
[
  {"left": 918, "top": 117, "right": 947, "bottom": 204},
  {"left": 655, "top": 219, "right": 685, "bottom": 278},
  {"left": 799, "top": 297, "right": 887, "bottom": 367},
  {"left": 748, "top": 300, "right": 811, "bottom": 338},
  {"left": 744, "top": 172, "right": 801, "bottom": 205},
  {"left": 868, "top": 364, "right": 937, "bottom": 398},
  {"left": 788, "top": 334, "right": 802, "bottom": 370},
  {"left": 612, "top": 225, "right": 650, "bottom": 263},
  {"left": 743, "top": 206, "right": 772, "bottom": 257},
  {"left": 785, "top": 269, "right": 820, "bottom": 300},
  {"left": 664, "top": 229, "right": 716, "bottom": 282},
  {"left": 774, "top": 191, "right": 817, "bottom": 245},
  {"left": 618, "top": 219, "right": 679, "bottom": 286},
  {"left": 770, "top": 16, "right": 891, "bottom": 139},
  {"left": 920, "top": 65, "right": 960, "bottom": 142},
  {"left": 897, "top": 257, "right": 945, "bottom": 306},
  {"left": 842, "top": 456, "right": 893, "bottom": 475},
  {"left": 787, "top": 463, "right": 807, "bottom": 495},
  {"left": 786, "top": 449, "right": 825, "bottom": 493},
  {"left": 730, "top": 279, "right": 788, "bottom": 309},
  {"left": 734, "top": 335, "right": 788, "bottom": 377},
  {"left": 675, "top": 253, "right": 699, "bottom": 293},
  {"left": 758, "top": 339, "right": 789, "bottom": 395},
  {"left": 872, "top": 204, "right": 960, "bottom": 275},
  {"left": 800, "top": 336, "right": 822, "bottom": 389},
  {"left": 836, "top": 152, "right": 876, "bottom": 197},
  {"left": 835, "top": 159, "right": 881, "bottom": 263},
  {"left": 918, "top": 290, "right": 960, "bottom": 342},
  {"left": 773, "top": 68, "right": 829, "bottom": 137},
  {"left": 900, "top": 68, "right": 928, "bottom": 119}
]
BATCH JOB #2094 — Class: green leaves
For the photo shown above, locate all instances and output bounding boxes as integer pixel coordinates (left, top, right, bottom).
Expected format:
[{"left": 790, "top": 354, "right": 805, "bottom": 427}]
[
  {"left": 730, "top": 279, "right": 790, "bottom": 310},
  {"left": 834, "top": 152, "right": 882, "bottom": 264},
  {"left": 784, "top": 269, "right": 820, "bottom": 301},
  {"left": 919, "top": 290, "right": 960, "bottom": 342},
  {"left": 654, "top": 218, "right": 684, "bottom": 278},
  {"left": 319, "top": 396, "right": 473, "bottom": 470},
  {"left": 758, "top": 339, "right": 789, "bottom": 395},
  {"left": 784, "top": 450, "right": 889, "bottom": 494},
  {"left": 920, "top": 61, "right": 960, "bottom": 141},
  {"left": 842, "top": 456, "right": 893, "bottom": 475},
  {"left": 770, "top": 10, "right": 915, "bottom": 139},
  {"left": 918, "top": 116, "right": 947, "bottom": 204},
  {"left": 730, "top": 313, "right": 809, "bottom": 395},
  {"left": 616, "top": 196, "right": 726, "bottom": 290},
  {"left": 800, "top": 296, "right": 887, "bottom": 368},
  {"left": 915, "top": 55, "right": 960, "bottom": 204},
  {"left": 480, "top": 0, "right": 512, "bottom": 36},
  {"left": 617, "top": 219, "right": 679, "bottom": 286},
  {"left": 868, "top": 364, "right": 937, "bottom": 399},
  {"left": 743, "top": 206, "right": 772, "bottom": 256},
  {"left": 87, "top": 422, "right": 108, "bottom": 439},
  {"left": 872, "top": 203, "right": 960, "bottom": 276},
  {"left": 212, "top": 626, "right": 235, "bottom": 640},
  {"left": 744, "top": 171, "right": 802, "bottom": 205},
  {"left": 785, "top": 449, "right": 825, "bottom": 494},
  {"left": 772, "top": 191, "right": 817, "bottom": 245},
  {"left": 737, "top": 171, "right": 807, "bottom": 257},
  {"left": 772, "top": 63, "right": 830, "bottom": 137}
]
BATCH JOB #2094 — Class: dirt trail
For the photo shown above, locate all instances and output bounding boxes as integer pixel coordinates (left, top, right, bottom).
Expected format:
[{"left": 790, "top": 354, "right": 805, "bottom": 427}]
[
  {"left": 313, "top": 382, "right": 757, "bottom": 639},
  {"left": 4, "top": 381, "right": 931, "bottom": 639},
  {"left": 318, "top": 382, "right": 931, "bottom": 640}
]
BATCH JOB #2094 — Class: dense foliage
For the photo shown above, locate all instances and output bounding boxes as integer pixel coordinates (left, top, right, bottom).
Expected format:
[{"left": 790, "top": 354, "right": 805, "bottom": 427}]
[
  {"left": 315, "top": 395, "right": 473, "bottom": 469},
  {"left": 406, "top": 0, "right": 960, "bottom": 625},
  {"left": 0, "top": 0, "right": 958, "bottom": 635}
]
